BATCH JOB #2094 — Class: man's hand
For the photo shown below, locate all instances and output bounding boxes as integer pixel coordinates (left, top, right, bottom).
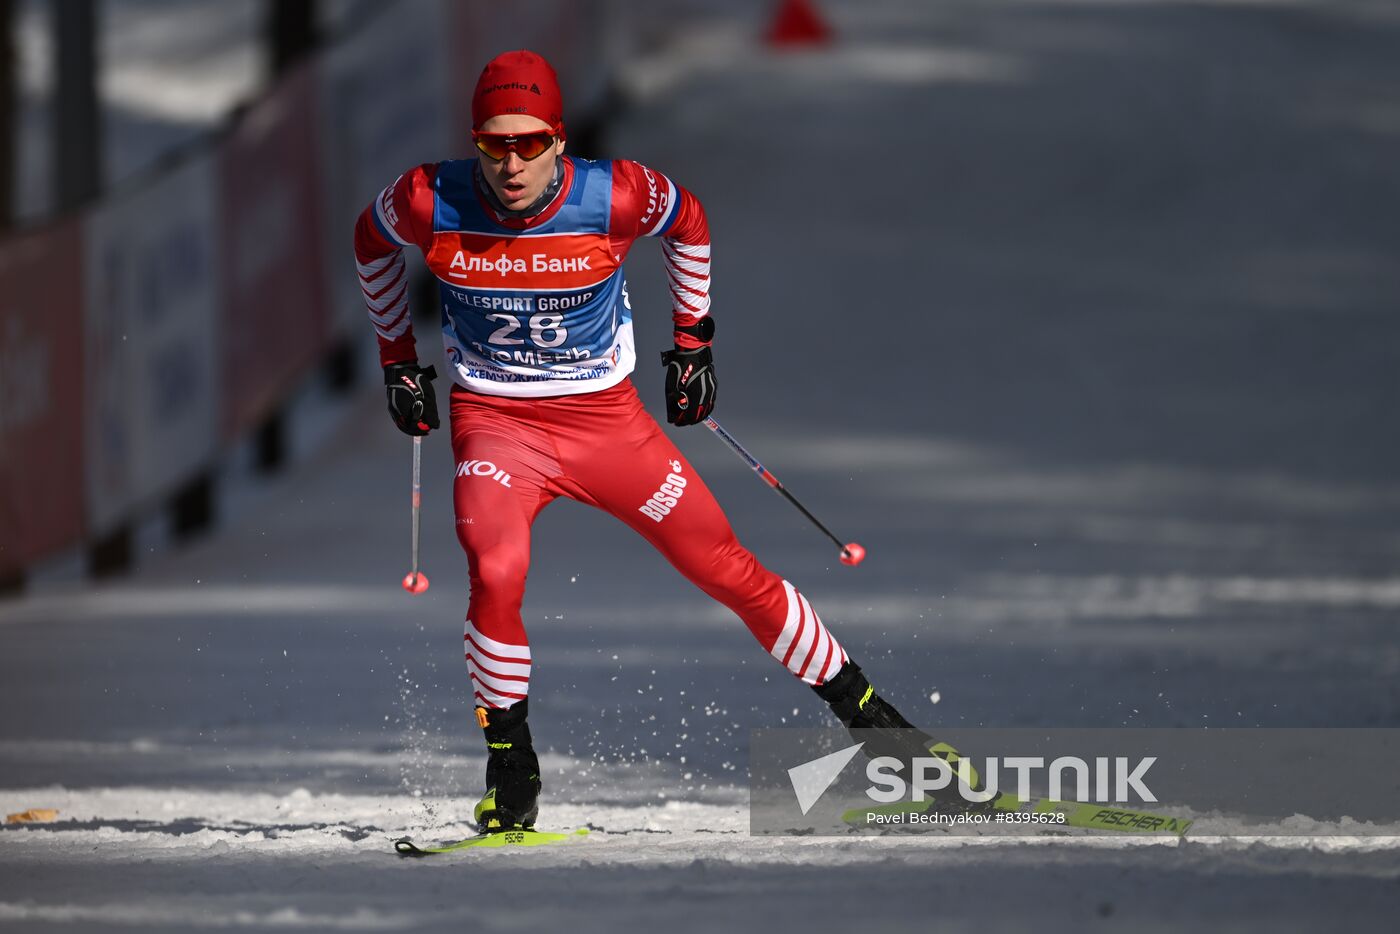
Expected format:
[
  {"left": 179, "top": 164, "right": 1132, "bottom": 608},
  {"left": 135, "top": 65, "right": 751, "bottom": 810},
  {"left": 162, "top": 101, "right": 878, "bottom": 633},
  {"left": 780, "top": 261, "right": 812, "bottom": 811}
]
[
  {"left": 384, "top": 362, "right": 440, "bottom": 436},
  {"left": 659, "top": 345, "right": 717, "bottom": 426}
]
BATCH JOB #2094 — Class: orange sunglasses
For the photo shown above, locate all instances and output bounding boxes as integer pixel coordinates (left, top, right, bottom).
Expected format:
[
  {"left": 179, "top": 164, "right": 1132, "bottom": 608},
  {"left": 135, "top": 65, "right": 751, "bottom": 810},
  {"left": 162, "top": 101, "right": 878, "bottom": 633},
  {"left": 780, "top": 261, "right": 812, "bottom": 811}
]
[{"left": 472, "top": 128, "right": 561, "bottom": 162}]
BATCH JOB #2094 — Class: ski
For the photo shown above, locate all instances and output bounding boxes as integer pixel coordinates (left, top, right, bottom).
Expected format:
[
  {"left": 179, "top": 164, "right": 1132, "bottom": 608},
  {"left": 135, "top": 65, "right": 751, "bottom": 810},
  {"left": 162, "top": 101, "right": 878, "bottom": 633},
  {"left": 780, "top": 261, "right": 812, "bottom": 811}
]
[
  {"left": 394, "top": 827, "right": 589, "bottom": 856},
  {"left": 842, "top": 795, "right": 1193, "bottom": 836}
]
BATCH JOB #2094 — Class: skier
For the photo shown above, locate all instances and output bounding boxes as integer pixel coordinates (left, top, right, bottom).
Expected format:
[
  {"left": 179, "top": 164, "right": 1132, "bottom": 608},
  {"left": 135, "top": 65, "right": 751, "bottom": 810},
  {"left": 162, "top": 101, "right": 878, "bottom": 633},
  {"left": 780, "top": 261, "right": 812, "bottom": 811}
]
[{"left": 354, "top": 50, "right": 955, "bottom": 833}]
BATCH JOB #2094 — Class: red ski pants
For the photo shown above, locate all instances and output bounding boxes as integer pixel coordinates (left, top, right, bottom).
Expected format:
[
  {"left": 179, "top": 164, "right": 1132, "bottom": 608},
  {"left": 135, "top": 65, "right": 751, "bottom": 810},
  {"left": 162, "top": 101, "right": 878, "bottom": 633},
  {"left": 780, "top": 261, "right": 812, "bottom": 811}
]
[{"left": 449, "top": 378, "right": 847, "bottom": 709}]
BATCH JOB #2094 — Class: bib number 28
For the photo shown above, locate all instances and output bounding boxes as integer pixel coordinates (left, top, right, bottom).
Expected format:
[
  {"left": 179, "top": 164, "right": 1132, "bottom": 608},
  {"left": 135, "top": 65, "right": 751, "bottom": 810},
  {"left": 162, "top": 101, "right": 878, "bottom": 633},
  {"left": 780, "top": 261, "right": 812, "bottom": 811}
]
[{"left": 486, "top": 313, "right": 567, "bottom": 349}]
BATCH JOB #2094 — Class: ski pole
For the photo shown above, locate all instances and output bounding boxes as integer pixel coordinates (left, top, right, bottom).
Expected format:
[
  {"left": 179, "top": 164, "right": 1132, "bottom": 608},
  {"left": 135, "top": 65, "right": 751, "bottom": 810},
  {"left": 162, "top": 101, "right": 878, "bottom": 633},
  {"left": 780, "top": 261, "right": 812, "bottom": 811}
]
[
  {"left": 702, "top": 417, "right": 866, "bottom": 566},
  {"left": 401, "top": 435, "right": 430, "bottom": 594}
]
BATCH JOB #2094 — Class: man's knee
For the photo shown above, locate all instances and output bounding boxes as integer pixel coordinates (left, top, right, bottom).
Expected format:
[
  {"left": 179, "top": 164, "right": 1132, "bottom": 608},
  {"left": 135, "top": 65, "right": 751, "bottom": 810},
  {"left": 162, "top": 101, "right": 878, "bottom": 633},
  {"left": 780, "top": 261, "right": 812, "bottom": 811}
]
[
  {"left": 685, "top": 537, "right": 769, "bottom": 603},
  {"left": 469, "top": 543, "right": 530, "bottom": 603}
]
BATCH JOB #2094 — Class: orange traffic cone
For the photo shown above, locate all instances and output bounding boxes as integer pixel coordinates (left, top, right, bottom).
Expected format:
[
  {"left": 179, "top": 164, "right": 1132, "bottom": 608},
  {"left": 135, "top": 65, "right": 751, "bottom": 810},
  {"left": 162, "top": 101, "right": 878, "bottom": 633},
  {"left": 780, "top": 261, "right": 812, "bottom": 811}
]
[{"left": 764, "top": 0, "right": 832, "bottom": 47}]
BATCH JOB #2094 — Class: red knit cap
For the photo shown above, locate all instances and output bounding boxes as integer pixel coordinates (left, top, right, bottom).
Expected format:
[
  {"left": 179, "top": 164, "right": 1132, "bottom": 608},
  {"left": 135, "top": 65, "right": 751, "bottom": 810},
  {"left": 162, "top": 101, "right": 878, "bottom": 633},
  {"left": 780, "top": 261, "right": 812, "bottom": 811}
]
[{"left": 472, "top": 50, "right": 564, "bottom": 134}]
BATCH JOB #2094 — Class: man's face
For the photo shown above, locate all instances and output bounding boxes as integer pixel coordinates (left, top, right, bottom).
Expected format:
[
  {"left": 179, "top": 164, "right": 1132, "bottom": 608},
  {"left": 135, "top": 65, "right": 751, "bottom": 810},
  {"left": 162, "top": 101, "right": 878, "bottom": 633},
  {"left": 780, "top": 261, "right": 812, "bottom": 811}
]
[{"left": 475, "top": 114, "right": 565, "bottom": 210}]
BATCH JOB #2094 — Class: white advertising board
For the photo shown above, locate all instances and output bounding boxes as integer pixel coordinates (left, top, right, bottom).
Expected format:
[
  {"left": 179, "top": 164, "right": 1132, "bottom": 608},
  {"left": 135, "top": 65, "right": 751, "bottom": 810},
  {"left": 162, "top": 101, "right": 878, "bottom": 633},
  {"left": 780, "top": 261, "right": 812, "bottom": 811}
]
[{"left": 83, "top": 152, "right": 222, "bottom": 535}]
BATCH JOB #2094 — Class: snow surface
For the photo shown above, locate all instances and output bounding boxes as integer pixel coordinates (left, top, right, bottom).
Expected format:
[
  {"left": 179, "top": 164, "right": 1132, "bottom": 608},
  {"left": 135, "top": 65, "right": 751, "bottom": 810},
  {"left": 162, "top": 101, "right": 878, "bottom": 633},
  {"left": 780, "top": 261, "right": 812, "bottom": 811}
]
[{"left": 5, "top": 0, "right": 1400, "bottom": 930}]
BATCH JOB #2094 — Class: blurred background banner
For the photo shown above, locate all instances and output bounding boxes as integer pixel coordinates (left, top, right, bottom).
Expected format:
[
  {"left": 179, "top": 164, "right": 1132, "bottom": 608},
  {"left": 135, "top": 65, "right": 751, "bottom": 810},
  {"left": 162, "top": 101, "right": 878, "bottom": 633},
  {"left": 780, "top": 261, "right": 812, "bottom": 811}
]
[
  {"left": 0, "top": 219, "right": 84, "bottom": 575},
  {"left": 315, "top": 0, "right": 452, "bottom": 342},
  {"left": 82, "top": 149, "right": 221, "bottom": 536},
  {"left": 217, "top": 66, "right": 326, "bottom": 440}
]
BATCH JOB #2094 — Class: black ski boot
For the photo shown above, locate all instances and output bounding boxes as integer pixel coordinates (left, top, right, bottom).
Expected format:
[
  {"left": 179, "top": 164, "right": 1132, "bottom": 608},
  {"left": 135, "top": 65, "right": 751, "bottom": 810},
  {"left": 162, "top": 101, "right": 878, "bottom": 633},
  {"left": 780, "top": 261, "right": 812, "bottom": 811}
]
[
  {"left": 473, "top": 700, "right": 542, "bottom": 832},
  {"left": 813, "top": 661, "right": 998, "bottom": 815}
]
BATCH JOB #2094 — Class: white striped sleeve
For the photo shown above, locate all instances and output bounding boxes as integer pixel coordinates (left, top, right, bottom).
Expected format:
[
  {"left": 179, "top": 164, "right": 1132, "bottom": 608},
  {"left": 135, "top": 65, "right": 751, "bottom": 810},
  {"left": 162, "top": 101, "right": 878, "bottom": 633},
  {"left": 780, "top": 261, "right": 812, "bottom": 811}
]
[
  {"left": 358, "top": 251, "right": 411, "bottom": 342},
  {"left": 662, "top": 240, "right": 711, "bottom": 319}
]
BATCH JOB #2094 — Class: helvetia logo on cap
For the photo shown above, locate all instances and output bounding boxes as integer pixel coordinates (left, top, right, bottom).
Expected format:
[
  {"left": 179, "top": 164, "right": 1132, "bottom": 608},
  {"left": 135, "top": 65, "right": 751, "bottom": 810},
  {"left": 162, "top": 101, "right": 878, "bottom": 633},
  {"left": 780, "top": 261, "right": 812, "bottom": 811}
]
[{"left": 484, "top": 81, "right": 542, "bottom": 96}]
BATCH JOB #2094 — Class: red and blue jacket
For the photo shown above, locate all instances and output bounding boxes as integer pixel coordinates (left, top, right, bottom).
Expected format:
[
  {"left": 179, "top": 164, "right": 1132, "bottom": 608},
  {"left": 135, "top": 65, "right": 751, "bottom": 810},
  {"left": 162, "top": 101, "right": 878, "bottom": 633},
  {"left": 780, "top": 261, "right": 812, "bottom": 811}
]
[{"left": 353, "top": 156, "right": 711, "bottom": 397}]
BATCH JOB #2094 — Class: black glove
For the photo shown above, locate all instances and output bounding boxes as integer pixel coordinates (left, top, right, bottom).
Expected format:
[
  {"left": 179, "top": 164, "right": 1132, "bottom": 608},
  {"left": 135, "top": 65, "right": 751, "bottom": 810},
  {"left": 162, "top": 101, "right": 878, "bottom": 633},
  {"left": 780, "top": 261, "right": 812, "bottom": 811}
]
[
  {"left": 659, "top": 345, "right": 717, "bottom": 426},
  {"left": 384, "top": 362, "right": 440, "bottom": 436}
]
